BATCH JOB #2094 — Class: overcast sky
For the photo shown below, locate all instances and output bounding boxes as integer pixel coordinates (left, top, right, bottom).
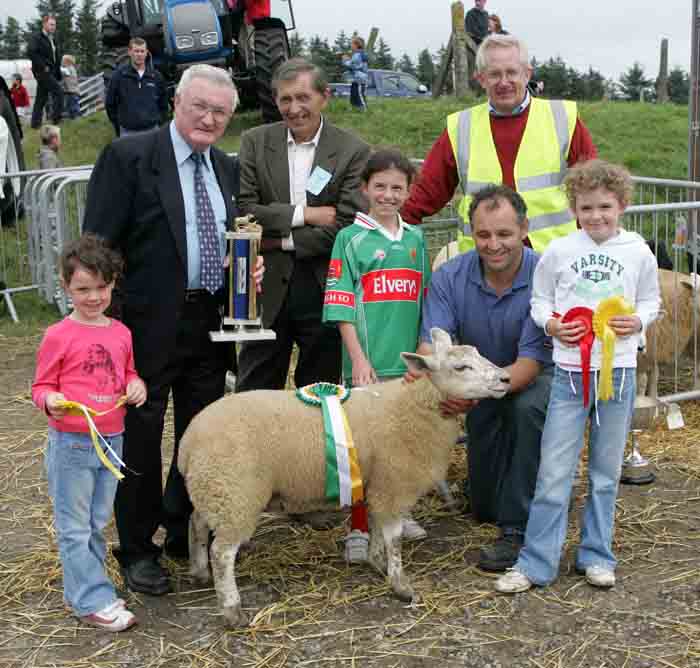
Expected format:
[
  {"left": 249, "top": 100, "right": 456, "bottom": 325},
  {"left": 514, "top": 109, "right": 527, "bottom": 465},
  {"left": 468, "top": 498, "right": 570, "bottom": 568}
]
[{"left": 0, "top": 0, "right": 692, "bottom": 80}]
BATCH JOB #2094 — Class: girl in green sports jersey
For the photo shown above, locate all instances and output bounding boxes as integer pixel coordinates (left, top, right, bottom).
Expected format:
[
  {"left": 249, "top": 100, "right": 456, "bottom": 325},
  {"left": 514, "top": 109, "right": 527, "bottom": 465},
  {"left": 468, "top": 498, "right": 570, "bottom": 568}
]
[{"left": 322, "top": 148, "right": 432, "bottom": 562}]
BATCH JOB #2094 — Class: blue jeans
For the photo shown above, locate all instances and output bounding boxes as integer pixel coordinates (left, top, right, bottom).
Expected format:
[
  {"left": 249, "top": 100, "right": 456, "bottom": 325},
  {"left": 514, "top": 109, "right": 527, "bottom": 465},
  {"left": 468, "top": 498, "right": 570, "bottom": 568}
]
[
  {"left": 45, "top": 428, "right": 123, "bottom": 616},
  {"left": 515, "top": 366, "right": 635, "bottom": 585}
]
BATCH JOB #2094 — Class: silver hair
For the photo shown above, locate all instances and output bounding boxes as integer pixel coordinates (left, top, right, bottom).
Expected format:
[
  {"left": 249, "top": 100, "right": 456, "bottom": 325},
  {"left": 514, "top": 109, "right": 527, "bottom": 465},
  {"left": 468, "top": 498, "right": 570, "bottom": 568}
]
[
  {"left": 176, "top": 64, "right": 239, "bottom": 111},
  {"left": 40, "top": 124, "right": 61, "bottom": 146},
  {"left": 475, "top": 34, "right": 530, "bottom": 72}
]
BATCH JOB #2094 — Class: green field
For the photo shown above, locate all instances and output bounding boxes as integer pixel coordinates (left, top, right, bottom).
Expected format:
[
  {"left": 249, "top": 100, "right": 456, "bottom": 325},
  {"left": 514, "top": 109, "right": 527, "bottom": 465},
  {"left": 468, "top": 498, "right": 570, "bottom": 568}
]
[
  {"left": 2, "top": 96, "right": 692, "bottom": 336},
  {"left": 21, "top": 96, "right": 690, "bottom": 177}
]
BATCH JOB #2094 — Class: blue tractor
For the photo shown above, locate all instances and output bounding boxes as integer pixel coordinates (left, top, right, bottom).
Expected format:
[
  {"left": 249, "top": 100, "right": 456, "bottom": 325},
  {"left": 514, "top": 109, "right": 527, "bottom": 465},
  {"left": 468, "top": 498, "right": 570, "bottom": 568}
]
[{"left": 100, "top": 0, "right": 294, "bottom": 122}]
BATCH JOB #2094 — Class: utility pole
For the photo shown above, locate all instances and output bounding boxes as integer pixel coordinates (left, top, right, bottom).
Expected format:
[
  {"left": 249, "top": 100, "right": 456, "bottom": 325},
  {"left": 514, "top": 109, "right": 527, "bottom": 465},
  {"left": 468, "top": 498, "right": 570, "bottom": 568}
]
[{"left": 690, "top": 0, "right": 700, "bottom": 181}]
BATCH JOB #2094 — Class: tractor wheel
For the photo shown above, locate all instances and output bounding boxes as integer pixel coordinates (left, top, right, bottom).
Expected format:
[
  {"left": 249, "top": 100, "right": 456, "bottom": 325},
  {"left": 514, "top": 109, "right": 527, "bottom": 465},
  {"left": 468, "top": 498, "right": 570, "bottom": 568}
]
[
  {"left": 0, "top": 90, "right": 25, "bottom": 228},
  {"left": 253, "top": 23, "right": 289, "bottom": 123},
  {"left": 101, "top": 46, "right": 130, "bottom": 91}
]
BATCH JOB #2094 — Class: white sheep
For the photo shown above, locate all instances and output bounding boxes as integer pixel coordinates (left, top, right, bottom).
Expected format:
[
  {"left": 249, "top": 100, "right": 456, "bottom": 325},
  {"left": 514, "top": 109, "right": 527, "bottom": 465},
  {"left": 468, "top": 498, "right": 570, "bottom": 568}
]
[
  {"left": 638, "top": 268, "right": 700, "bottom": 397},
  {"left": 177, "top": 328, "right": 510, "bottom": 627}
]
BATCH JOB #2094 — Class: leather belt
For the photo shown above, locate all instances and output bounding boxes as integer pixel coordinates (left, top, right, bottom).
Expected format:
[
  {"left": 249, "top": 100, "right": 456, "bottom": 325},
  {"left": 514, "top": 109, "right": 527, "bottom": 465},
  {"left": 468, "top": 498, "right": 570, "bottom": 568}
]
[{"left": 183, "top": 289, "right": 214, "bottom": 304}]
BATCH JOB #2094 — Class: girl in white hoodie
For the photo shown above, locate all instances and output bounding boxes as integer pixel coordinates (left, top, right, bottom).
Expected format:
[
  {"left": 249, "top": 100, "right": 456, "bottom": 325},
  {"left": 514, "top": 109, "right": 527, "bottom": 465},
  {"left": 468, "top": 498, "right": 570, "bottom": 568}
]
[{"left": 495, "top": 160, "right": 661, "bottom": 593}]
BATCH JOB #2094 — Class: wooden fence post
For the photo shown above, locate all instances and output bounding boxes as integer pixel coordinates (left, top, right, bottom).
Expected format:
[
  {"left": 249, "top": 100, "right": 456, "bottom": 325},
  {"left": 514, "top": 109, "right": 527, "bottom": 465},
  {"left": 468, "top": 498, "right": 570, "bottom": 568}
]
[
  {"left": 451, "top": 2, "right": 469, "bottom": 98},
  {"left": 432, "top": 35, "right": 453, "bottom": 98},
  {"left": 656, "top": 38, "right": 670, "bottom": 103}
]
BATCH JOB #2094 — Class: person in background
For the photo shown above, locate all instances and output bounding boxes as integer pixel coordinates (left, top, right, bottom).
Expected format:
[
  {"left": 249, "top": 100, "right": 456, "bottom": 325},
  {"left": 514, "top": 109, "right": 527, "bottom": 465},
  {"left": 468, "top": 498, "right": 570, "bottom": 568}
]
[
  {"left": 495, "top": 160, "right": 661, "bottom": 594},
  {"left": 105, "top": 37, "right": 167, "bottom": 137},
  {"left": 38, "top": 124, "right": 63, "bottom": 169},
  {"left": 61, "top": 54, "right": 81, "bottom": 119},
  {"left": 10, "top": 74, "right": 31, "bottom": 119},
  {"left": 488, "top": 14, "right": 508, "bottom": 35},
  {"left": 322, "top": 149, "right": 430, "bottom": 561},
  {"left": 465, "top": 0, "right": 489, "bottom": 45},
  {"left": 32, "top": 233, "right": 147, "bottom": 632},
  {"left": 28, "top": 14, "right": 63, "bottom": 129},
  {"left": 342, "top": 37, "right": 369, "bottom": 111}
]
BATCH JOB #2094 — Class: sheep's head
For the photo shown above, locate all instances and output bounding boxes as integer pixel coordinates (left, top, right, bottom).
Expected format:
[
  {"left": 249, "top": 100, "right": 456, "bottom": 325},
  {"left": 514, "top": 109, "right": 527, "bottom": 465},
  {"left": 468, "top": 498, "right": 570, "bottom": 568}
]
[{"left": 402, "top": 328, "right": 510, "bottom": 399}]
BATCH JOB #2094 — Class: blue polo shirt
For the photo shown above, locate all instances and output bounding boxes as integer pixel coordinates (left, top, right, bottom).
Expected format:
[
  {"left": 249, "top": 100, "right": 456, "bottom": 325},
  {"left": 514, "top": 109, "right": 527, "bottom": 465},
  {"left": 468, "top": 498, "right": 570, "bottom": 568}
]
[{"left": 420, "top": 248, "right": 552, "bottom": 368}]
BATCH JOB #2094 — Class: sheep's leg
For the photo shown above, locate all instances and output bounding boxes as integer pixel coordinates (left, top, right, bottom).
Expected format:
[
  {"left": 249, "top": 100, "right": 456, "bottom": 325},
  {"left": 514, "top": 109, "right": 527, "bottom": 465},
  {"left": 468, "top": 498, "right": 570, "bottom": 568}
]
[
  {"left": 370, "top": 514, "right": 414, "bottom": 602},
  {"left": 368, "top": 515, "right": 386, "bottom": 573},
  {"left": 189, "top": 510, "right": 211, "bottom": 584},
  {"left": 210, "top": 537, "right": 247, "bottom": 627}
]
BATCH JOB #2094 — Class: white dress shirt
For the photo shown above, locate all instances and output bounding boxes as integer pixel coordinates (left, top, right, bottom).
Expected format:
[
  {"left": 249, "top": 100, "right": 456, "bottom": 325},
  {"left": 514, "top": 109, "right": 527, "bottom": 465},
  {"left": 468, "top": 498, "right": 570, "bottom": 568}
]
[{"left": 282, "top": 119, "right": 324, "bottom": 251}]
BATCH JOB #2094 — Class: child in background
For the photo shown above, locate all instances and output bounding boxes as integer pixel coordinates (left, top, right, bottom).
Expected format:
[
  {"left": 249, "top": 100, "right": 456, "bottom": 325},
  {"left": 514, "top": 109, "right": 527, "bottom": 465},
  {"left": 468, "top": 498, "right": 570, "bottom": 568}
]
[
  {"left": 322, "top": 148, "right": 431, "bottom": 562},
  {"left": 32, "top": 234, "right": 147, "bottom": 631},
  {"left": 61, "top": 54, "right": 81, "bottom": 119},
  {"left": 495, "top": 160, "right": 660, "bottom": 594},
  {"left": 342, "top": 36, "right": 369, "bottom": 111},
  {"left": 38, "top": 124, "right": 63, "bottom": 169},
  {"left": 10, "top": 74, "right": 31, "bottom": 118}
]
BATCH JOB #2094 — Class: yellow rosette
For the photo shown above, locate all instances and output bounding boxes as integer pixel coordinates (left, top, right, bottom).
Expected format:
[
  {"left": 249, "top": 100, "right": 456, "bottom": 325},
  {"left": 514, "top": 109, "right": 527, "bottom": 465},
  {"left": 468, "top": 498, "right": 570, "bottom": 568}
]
[
  {"left": 592, "top": 297, "right": 635, "bottom": 401},
  {"left": 55, "top": 397, "right": 128, "bottom": 480}
]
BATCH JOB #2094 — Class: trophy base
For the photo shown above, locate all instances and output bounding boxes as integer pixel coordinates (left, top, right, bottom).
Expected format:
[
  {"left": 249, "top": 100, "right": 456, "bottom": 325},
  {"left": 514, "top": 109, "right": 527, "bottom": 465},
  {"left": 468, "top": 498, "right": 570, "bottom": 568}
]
[
  {"left": 210, "top": 327, "right": 277, "bottom": 342},
  {"left": 620, "top": 463, "right": 656, "bottom": 485}
]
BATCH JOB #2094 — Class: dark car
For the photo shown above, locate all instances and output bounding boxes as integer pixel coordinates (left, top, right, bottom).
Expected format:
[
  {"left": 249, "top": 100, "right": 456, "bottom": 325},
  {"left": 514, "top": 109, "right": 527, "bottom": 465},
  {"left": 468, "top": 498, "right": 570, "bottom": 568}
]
[{"left": 330, "top": 69, "right": 429, "bottom": 99}]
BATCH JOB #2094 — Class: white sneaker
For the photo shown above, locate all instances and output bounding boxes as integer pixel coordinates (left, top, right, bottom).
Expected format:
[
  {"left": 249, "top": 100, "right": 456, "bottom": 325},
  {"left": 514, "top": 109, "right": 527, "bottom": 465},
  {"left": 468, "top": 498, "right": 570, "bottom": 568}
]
[
  {"left": 401, "top": 515, "right": 427, "bottom": 541},
  {"left": 344, "top": 529, "right": 369, "bottom": 563},
  {"left": 494, "top": 568, "right": 533, "bottom": 594},
  {"left": 80, "top": 600, "right": 137, "bottom": 632},
  {"left": 585, "top": 565, "right": 615, "bottom": 588}
]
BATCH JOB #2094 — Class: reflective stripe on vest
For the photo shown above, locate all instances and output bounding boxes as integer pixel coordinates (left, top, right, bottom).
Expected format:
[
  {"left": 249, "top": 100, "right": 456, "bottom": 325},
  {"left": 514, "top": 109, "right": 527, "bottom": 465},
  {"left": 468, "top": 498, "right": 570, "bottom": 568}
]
[{"left": 446, "top": 98, "right": 577, "bottom": 254}]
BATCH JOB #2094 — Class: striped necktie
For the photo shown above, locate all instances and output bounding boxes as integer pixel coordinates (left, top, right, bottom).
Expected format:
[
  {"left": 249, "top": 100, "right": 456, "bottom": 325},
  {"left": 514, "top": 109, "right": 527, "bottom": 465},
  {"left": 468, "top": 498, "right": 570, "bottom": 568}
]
[{"left": 191, "top": 152, "right": 222, "bottom": 294}]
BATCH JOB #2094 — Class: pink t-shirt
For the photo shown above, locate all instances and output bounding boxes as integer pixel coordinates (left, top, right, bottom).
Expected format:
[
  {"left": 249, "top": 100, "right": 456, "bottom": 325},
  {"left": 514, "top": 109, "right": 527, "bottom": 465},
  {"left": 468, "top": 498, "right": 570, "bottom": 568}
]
[{"left": 32, "top": 317, "right": 141, "bottom": 434}]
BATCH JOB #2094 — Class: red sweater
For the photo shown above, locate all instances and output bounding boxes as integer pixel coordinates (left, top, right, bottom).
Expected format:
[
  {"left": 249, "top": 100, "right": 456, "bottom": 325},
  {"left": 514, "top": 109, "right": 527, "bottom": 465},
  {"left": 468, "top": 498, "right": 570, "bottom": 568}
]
[
  {"left": 401, "top": 106, "right": 597, "bottom": 228},
  {"left": 32, "top": 317, "right": 141, "bottom": 435},
  {"left": 10, "top": 84, "right": 30, "bottom": 109}
]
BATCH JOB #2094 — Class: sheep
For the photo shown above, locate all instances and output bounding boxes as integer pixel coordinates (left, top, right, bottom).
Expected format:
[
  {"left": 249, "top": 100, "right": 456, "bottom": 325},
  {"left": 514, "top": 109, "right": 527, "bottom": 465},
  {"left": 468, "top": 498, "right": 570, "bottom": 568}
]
[
  {"left": 177, "top": 328, "right": 510, "bottom": 627},
  {"left": 637, "top": 268, "right": 700, "bottom": 398}
]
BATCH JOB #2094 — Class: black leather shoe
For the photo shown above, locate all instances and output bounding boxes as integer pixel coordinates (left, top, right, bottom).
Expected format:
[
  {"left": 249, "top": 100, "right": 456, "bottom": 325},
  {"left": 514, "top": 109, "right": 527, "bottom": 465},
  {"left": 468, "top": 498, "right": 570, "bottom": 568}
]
[
  {"left": 478, "top": 533, "right": 524, "bottom": 572},
  {"left": 164, "top": 535, "right": 189, "bottom": 560},
  {"left": 121, "top": 559, "right": 171, "bottom": 596}
]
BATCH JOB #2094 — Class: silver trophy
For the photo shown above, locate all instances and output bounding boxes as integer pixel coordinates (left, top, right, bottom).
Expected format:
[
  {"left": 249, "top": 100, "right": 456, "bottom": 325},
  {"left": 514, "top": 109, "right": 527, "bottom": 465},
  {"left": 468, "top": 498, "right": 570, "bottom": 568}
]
[
  {"left": 209, "top": 215, "right": 276, "bottom": 343},
  {"left": 620, "top": 396, "right": 657, "bottom": 485}
]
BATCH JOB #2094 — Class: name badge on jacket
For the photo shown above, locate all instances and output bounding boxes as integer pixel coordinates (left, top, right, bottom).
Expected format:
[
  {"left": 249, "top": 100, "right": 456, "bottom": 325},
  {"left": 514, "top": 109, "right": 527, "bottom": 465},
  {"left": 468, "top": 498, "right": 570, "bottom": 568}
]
[{"left": 307, "top": 166, "right": 332, "bottom": 196}]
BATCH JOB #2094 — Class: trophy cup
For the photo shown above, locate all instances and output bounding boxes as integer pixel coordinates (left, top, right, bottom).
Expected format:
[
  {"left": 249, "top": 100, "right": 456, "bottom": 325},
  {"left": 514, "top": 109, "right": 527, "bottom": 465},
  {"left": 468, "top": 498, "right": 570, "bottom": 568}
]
[
  {"left": 620, "top": 396, "right": 658, "bottom": 485},
  {"left": 209, "top": 215, "right": 276, "bottom": 343}
]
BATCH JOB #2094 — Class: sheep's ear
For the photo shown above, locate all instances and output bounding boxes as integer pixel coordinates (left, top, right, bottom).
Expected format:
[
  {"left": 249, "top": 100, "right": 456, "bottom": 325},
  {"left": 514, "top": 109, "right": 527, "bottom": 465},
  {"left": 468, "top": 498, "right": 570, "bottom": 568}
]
[
  {"left": 430, "top": 328, "right": 453, "bottom": 356},
  {"left": 402, "top": 352, "right": 439, "bottom": 374}
]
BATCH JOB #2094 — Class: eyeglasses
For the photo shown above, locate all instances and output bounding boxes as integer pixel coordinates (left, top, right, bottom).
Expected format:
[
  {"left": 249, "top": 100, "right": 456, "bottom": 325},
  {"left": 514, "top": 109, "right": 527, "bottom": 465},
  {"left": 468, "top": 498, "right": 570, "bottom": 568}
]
[
  {"left": 189, "top": 100, "right": 232, "bottom": 123},
  {"left": 483, "top": 68, "right": 524, "bottom": 84}
]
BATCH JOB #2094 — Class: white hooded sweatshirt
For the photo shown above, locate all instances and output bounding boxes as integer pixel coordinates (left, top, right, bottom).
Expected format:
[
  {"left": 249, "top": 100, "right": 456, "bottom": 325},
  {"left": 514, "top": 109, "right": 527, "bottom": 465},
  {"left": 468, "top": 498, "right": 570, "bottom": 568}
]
[{"left": 531, "top": 229, "right": 661, "bottom": 370}]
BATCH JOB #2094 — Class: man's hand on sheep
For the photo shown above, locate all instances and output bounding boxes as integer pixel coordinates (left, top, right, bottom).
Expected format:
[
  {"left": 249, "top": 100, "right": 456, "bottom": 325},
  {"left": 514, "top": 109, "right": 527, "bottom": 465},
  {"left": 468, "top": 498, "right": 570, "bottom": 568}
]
[
  {"left": 609, "top": 315, "right": 642, "bottom": 337},
  {"left": 403, "top": 367, "right": 479, "bottom": 417}
]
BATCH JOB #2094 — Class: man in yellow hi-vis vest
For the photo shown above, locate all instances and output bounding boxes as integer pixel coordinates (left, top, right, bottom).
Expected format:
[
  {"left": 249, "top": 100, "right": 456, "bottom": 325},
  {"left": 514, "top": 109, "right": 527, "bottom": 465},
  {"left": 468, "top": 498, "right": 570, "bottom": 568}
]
[{"left": 401, "top": 34, "right": 596, "bottom": 253}]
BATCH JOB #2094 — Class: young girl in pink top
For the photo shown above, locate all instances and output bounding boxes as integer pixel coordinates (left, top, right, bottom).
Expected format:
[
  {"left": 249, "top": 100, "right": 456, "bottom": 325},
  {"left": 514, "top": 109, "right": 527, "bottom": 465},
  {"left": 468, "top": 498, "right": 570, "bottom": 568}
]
[{"left": 32, "top": 234, "right": 146, "bottom": 632}]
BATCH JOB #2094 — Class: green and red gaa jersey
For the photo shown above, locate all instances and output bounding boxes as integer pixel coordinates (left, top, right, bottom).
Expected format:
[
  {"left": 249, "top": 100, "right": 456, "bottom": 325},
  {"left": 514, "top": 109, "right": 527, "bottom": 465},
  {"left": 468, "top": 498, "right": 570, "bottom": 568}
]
[{"left": 322, "top": 212, "right": 431, "bottom": 383}]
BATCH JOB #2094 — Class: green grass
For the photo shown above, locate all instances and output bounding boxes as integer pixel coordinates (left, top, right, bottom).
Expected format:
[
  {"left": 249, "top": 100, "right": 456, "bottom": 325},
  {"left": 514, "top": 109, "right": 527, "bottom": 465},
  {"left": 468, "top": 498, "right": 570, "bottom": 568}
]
[{"left": 3, "top": 96, "right": 692, "bottom": 335}]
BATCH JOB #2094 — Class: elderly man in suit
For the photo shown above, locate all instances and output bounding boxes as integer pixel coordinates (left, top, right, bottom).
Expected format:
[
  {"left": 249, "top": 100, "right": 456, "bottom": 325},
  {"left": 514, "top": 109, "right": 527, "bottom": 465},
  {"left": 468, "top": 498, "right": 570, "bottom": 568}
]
[
  {"left": 28, "top": 14, "right": 63, "bottom": 128},
  {"left": 236, "top": 58, "right": 370, "bottom": 394},
  {"left": 84, "top": 64, "right": 262, "bottom": 596}
]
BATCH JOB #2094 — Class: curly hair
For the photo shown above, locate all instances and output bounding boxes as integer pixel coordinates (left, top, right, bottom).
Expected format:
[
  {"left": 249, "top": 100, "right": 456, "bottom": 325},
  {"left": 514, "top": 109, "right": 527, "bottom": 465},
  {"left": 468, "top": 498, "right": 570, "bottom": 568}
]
[
  {"left": 60, "top": 233, "right": 124, "bottom": 285},
  {"left": 564, "top": 159, "right": 633, "bottom": 210}
]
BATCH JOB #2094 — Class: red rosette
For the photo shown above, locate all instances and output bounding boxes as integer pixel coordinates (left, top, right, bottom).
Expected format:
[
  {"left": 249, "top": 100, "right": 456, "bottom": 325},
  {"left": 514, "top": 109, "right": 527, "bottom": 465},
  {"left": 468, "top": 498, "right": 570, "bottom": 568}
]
[{"left": 561, "top": 307, "right": 595, "bottom": 406}]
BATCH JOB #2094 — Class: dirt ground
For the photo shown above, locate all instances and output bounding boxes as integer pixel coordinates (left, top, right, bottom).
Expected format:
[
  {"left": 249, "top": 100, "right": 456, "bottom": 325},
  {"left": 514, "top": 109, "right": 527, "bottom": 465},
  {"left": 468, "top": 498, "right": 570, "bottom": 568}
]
[{"left": 1, "top": 332, "right": 700, "bottom": 668}]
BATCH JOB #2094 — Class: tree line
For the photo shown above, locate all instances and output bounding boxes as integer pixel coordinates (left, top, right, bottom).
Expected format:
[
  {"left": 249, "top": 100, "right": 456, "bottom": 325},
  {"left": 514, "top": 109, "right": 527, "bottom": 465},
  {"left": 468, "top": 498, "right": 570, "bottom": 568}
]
[
  {"left": 0, "top": 11, "right": 690, "bottom": 105},
  {"left": 0, "top": 0, "right": 100, "bottom": 76}
]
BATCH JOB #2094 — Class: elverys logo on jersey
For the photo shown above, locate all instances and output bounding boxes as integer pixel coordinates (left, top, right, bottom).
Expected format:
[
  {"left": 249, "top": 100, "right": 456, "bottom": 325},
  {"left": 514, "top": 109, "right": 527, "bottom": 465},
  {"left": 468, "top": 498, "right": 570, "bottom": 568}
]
[{"left": 361, "top": 269, "right": 421, "bottom": 303}]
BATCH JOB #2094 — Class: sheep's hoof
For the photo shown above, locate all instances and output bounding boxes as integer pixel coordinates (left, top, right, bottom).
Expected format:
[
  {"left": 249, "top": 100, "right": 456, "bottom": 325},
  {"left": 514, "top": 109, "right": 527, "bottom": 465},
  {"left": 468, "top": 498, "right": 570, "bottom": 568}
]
[
  {"left": 390, "top": 574, "right": 415, "bottom": 602},
  {"left": 222, "top": 604, "right": 249, "bottom": 628}
]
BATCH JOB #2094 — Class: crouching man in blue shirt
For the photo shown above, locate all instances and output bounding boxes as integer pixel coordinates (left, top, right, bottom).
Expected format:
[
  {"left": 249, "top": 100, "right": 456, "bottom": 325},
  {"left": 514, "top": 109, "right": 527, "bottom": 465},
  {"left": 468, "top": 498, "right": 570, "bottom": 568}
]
[{"left": 409, "top": 184, "right": 552, "bottom": 572}]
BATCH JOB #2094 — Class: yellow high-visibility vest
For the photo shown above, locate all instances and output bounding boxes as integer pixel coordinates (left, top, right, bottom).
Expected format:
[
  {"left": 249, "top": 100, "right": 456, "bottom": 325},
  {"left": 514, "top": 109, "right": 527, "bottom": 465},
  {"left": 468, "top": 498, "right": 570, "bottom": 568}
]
[{"left": 446, "top": 98, "right": 578, "bottom": 253}]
